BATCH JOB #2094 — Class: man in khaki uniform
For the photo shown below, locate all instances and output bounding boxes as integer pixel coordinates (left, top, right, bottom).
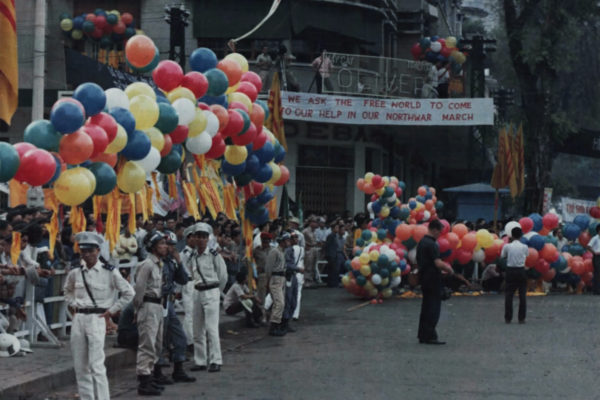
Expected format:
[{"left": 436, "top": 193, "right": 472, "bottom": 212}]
[
  {"left": 253, "top": 232, "right": 273, "bottom": 321},
  {"left": 134, "top": 231, "right": 169, "bottom": 396},
  {"left": 64, "top": 232, "right": 134, "bottom": 400},
  {"left": 302, "top": 218, "right": 319, "bottom": 287},
  {"left": 187, "top": 223, "right": 227, "bottom": 373},
  {"left": 266, "top": 233, "right": 290, "bottom": 336}
]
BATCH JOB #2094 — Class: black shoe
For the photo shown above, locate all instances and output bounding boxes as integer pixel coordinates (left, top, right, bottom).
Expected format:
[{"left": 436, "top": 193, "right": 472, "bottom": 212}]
[
  {"left": 190, "top": 365, "right": 207, "bottom": 371},
  {"left": 269, "top": 322, "right": 286, "bottom": 337},
  {"left": 518, "top": 320, "right": 526, "bottom": 324},
  {"left": 208, "top": 363, "right": 221, "bottom": 373},
  {"left": 172, "top": 371, "right": 197, "bottom": 383},
  {"left": 422, "top": 339, "right": 446, "bottom": 345},
  {"left": 138, "top": 375, "right": 162, "bottom": 396},
  {"left": 153, "top": 375, "right": 174, "bottom": 385},
  {"left": 505, "top": 319, "right": 511, "bottom": 324}
]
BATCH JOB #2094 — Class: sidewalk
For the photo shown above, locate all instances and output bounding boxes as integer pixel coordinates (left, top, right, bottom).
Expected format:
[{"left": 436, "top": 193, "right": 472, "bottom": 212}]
[{"left": 0, "top": 312, "right": 245, "bottom": 399}]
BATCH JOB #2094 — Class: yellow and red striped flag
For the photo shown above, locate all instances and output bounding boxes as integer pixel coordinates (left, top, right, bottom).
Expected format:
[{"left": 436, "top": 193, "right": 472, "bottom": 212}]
[
  {"left": 266, "top": 72, "right": 287, "bottom": 150},
  {"left": 505, "top": 125, "right": 518, "bottom": 198},
  {"left": 513, "top": 123, "right": 525, "bottom": 195},
  {"left": 0, "top": 0, "right": 18, "bottom": 125}
]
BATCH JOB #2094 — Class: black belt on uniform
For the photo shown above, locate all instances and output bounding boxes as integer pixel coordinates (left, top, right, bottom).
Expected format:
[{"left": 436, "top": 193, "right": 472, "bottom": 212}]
[
  {"left": 76, "top": 307, "right": 107, "bottom": 314},
  {"left": 271, "top": 271, "right": 285, "bottom": 277},
  {"left": 143, "top": 296, "right": 162, "bottom": 304},
  {"left": 194, "top": 282, "right": 220, "bottom": 291}
]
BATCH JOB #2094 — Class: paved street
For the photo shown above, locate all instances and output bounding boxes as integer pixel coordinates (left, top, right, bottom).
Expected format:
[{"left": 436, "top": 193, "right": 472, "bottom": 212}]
[{"left": 46, "top": 289, "right": 600, "bottom": 400}]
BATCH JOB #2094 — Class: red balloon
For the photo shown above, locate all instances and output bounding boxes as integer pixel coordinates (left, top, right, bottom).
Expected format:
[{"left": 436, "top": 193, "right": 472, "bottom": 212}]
[
  {"left": 583, "top": 258, "right": 593, "bottom": 274},
  {"left": 519, "top": 217, "right": 534, "bottom": 234},
  {"left": 410, "top": 43, "right": 422, "bottom": 60},
  {"left": 85, "top": 14, "right": 96, "bottom": 22},
  {"left": 371, "top": 174, "right": 382, "bottom": 188},
  {"left": 95, "top": 15, "right": 107, "bottom": 29},
  {"left": 232, "top": 122, "right": 257, "bottom": 146},
  {"left": 542, "top": 268, "right": 556, "bottom": 282},
  {"left": 252, "top": 130, "right": 267, "bottom": 151},
  {"left": 440, "top": 46, "right": 452, "bottom": 58},
  {"left": 113, "top": 21, "right": 126, "bottom": 35},
  {"left": 102, "top": 23, "right": 113, "bottom": 35},
  {"left": 89, "top": 112, "right": 117, "bottom": 142},
  {"left": 525, "top": 248, "right": 539, "bottom": 268},
  {"left": 535, "top": 258, "right": 550, "bottom": 274},
  {"left": 540, "top": 243, "right": 559, "bottom": 263},
  {"left": 229, "top": 101, "right": 249, "bottom": 114},
  {"left": 12, "top": 142, "right": 39, "bottom": 182},
  {"left": 579, "top": 231, "right": 591, "bottom": 247},
  {"left": 121, "top": 13, "right": 134, "bottom": 26},
  {"left": 250, "top": 103, "right": 265, "bottom": 128},
  {"left": 152, "top": 60, "right": 184, "bottom": 92},
  {"left": 197, "top": 102, "right": 210, "bottom": 111},
  {"left": 59, "top": 130, "right": 94, "bottom": 165},
  {"left": 446, "top": 232, "right": 460, "bottom": 250},
  {"left": 216, "top": 59, "right": 242, "bottom": 86},
  {"left": 460, "top": 232, "right": 478, "bottom": 251},
  {"left": 590, "top": 206, "right": 600, "bottom": 219},
  {"left": 221, "top": 110, "right": 244, "bottom": 137},
  {"left": 19, "top": 149, "right": 56, "bottom": 186},
  {"left": 170, "top": 125, "right": 189, "bottom": 144},
  {"left": 92, "top": 28, "right": 103, "bottom": 39},
  {"left": 274, "top": 165, "right": 290, "bottom": 186},
  {"left": 437, "top": 237, "right": 450, "bottom": 254},
  {"left": 236, "top": 81, "right": 258, "bottom": 103},
  {"left": 160, "top": 134, "right": 173, "bottom": 157},
  {"left": 412, "top": 225, "right": 428, "bottom": 242},
  {"left": 240, "top": 71, "right": 262, "bottom": 93},
  {"left": 542, "top": 213, "right": 559, "bottom": 230},
  {"left": 456, "top": 248, "right": 473, "bottom": 265},
  {"left": 91, "top": 152, "right": 117, "bottom": 168},
  {"left": 83, "top": 124, "right": 109, "bottom": 158},
  {"left": 205, "top": 134, "right": 226, "bottom": 159},
  {"left": 181, "top": 72, "right": 209, "bottom": 99}
]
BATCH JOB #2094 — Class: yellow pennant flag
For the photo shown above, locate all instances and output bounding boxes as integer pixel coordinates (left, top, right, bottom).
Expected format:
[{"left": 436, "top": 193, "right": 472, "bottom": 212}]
[
  {"left": 168, "top": 174, "right": 177, "bottom": 199},
  {"left": 151, "top": 172, "right": 161, "bottom": 201},
  {"left": 44, "top": 192, "right": 59, "bottom": 260},
  {"left": 128, "top": 193, "right": 136, "bottom": 235},
  {"left": 139, "top": 187, "right": 148, "bottom": 222},
  {"left": 10, "top": 231, "right": 20, "bottom": 265},
  {"left": 146, "top": 185, "right": 154, "bottom": 217},
  {"left": 0, "top": 0, "right": 18, "bottom": 125}
]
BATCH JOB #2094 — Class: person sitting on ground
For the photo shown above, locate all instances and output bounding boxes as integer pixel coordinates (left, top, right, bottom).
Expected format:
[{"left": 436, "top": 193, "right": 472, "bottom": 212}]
[
  {"left": 223, "top": 271, "right": 262, "bottom": 327},
  {"left": 481, "top": 263, "right": 503, "bottom": 293}
]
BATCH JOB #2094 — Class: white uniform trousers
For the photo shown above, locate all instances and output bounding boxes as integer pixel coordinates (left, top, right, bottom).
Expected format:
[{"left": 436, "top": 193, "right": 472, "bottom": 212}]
[
  {"left": 182, "top": 281, "right": 195, "bottom": 345},
  {"left": 293, "top": 272, "right": 304, "bottom": 319},
  {"left": 136, "top": 302, "right": 164, "bottom": 376},
  {"left": 71, "top": 313, "right": 109, "bottom": 400},
  {"left": 193, "top": 287, "right": 222, "bottom": 366}
]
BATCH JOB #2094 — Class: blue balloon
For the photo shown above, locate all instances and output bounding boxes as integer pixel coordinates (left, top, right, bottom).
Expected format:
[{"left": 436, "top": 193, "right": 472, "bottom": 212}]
[
  {"left": 109, "top": 107, "right": 136, "bottom": 135},
  {"left": 371, "top": 201, "right": 382, "bottom": 214},
  {"left": 199, "top": 95, "right": 228, "bottom": 108},
  {"left": 172, "top": 144, "right": 183, "bottom": 156},
  {"left": 120, "top": 130, "right": 151, "bottom": 161},
  {"left": 245, "top": 143, "right": 253, "bottom": 153},
  {"left": 520, "top": 237, "right": 529, "bottom": 246},
  {"left": 205, "top": 68, "right": 229, "bottom": 97},
  {"left": 73, "top": 82, "right": 106, "bottom": 116},
  {"left": 73, "top": 16, "right": 84, "bottom": 30},
  {"left": 573, "top": 214, "right": 591, "bottom": 231},
  {"left": 528, "top": 234, "right": 545, "bottom": 251},
  {"left": 257, "top": 188, "right": 274, "bottom": 204},
  {"left": 562, "top": 223, "right": 581, "bottom": 241},
  {"left": 568, "top": 243, "right": 585, "bottom": 256},
  {"left": 156, "top": 96, "right": 170, "bottom": 105},
  {"left": 398, "top": 181, "right": 406, "bottom": 191},
  {"left": 254, "top": 141, "right": 274, "bottom": 164},
  {"left": 88, "top": 162, "right": 117, "bottom": 195},
  {"left": 244, "top": 154, "right": 260, "bottom": 174},
  {"left": 253, "top": 163, "right": 273, "bottom": 183},
  {"left": 416, "top": 195, "right": 425, "bottom": 203},
  {"left": 390, "top": 206, "right": 400, "bottom": 218},
  {"left": 408, "top": 200, "right": 417, "bottom": 210},
  {"left": 551, "top": 255, "right": 567, "bottom": 271},
  {"left": 50, "top": 102, "right": 85, "bottom": 134},
  {"left": 529, "top": 213, "right": 543, "bottom": 232},
  {"left": 435, "top": 200, "right": 444, "bottom": 210},
  {"left": 377, "top": 229, "right": 387, "bottom": 240},
  {"left": 189, "top": 48, "right": 218, "bottom": 73},
  {"left": 222, "top": 160, "right": 246, "bottom": 176}
]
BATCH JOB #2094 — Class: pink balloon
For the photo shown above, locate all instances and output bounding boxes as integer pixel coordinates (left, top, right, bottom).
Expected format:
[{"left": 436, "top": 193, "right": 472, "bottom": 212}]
[{"left": 240, "top": 71, "right": 262, "bottom": 93}]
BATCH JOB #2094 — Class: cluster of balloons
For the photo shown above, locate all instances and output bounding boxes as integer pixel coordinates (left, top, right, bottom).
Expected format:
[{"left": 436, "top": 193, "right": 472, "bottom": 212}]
[
  {"left": 243, "top": 181, "right": 275, "bottom": 226},
  {"left": 410, "top": 35, "right": 466, "bottom": 74},
  {"left": 59, "top": 9, "right": 137, "bottom": 49}
]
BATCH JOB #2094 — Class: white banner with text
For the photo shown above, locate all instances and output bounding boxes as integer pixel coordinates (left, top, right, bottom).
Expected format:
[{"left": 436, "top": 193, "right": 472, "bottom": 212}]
[
  {"left": 280, "top": 91, "right": 494, "bottom": 126},
  {"left": 560, "top": 197, "right": 595, "bottom": 222}
]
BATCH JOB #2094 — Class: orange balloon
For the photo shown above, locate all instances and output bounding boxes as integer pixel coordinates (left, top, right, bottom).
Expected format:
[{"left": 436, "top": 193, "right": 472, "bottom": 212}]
[
  {"left": 452, "top": 223, "right": 468, "bottom": 238},
  {"left": 425, "top": 199, "right": 434, "bottom": 210},
  {"left": 217, "top": 59, "right": 243, "bottom": 86},
  {"left": 413, "top": 225, "right": 428, "bottom": 242},
  {"left": 579, "top": 231, "right": 591, "bottom": 247},
  {"left": 446, "top": 232, "right": 459, "bottom": 249},
  {"left": 525, "top": 248, "right": 539, "bottom": 268},
  {"left": 91, "top": 152, "right": 117, "bottom": 168},
  {"left": 59, "top": 129, "right": 94, "bottom": 165},
  {"left": 210, "top": 104, "right": 229, "bottom": 131},
  {"left": 395, "top": 224, "right": 413, "bottom": 241},
  {"left": 363, "top": 183, "right": 375, "bottom": 194},
  {"left": 539, "top": 227, "right": 551, "bottom": 236},
  {"left": 125, "top": 35, "right": 156, "bottom": 68},
  {"left": 356, "top": 178, "right": 365, "bottom": 191},
  {"left": 460, "top": 232, "right": 478, "bottom": 251},
  {"left": 540, "top": 243, "right": 558, "bottom": 262},
  {"left": 250, "top": 102, "right": 265, "bottom": 128},
  {"left": 417, "top": 186, "right": 427, "bottom": 196}
]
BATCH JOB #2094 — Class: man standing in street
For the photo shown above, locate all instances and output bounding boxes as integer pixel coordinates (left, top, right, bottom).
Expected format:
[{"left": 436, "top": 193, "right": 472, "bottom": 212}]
[
  {"left": 64, "top": 232, "right": 134, "bottom": 400},
  {"left": 587, "top": 224, "right": 600, "bottom": 295},
  {"left": 417, "top": 219, "right": 453, "bottom": 345},
  {"left": 134, "top": 231, "right": 169, "bottom": 396},
  {"left": 501, "top": 227, "right": 530, "bottom": 323},
  {"left": 302, "top": 217, "right": 319, "bottom": 287},
  {"left": 179, "top": 225, "right": 197, "bottom": 347},
  {"left": 266, "top": 233, "right": 290, "bottom": 336},
  {"left": 253, "top": 232, "right": 273, "bottom": 322},
  {"left": 188, "top": 223, "right": 227, "bottom": 373}
]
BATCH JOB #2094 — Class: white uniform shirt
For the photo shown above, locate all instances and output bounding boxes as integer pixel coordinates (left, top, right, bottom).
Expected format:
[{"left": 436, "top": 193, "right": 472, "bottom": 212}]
[
  {"left": 315, "top": 227, "right": 330, "bottom": 243},
  {"left": 501, "top": 240, "right": 529, "bottom": 267},
  {"left": 64, "top": 260, "right": 135, "bottom": 314},
  {"left": 292, "top": 244, "right": 305, "bottom": 270},
  {"left": 589, "top": 235, "right": 600, "bottom": 254},
  {"left": 189, "top": 248, "right": 228, "bottom": 291}
]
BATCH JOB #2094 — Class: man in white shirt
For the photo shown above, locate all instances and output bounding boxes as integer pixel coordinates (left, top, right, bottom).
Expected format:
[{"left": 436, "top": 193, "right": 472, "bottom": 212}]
[
  {"left": 500, "top": 227, "right": 530, "bottom": 324},
  {"left": 586, "top": 224, "right": 600, "bottom": 295}
]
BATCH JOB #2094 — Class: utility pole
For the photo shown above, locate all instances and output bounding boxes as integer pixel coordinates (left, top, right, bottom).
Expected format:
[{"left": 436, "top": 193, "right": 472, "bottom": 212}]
[
  {"left": 164, "top": 4, "right": 190, "bottom": 70},
  {"left": 492, "top": 87, "right": 515, "bottom": 123}
]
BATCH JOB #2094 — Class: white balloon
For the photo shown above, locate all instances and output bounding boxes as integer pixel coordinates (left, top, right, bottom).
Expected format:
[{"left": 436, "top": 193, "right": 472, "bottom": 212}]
[
  {"left": 431, "top": 41, "right": 442, "bottom": 52},
  {"left": 504, "top": 221, "right": 522, "bottom": 238},
  {"left": 408, "top": 248, "right": 417, "bottom": 264},
  {"left": 524, "top": 231, "right": 536, "bottom": 240},
  {"left": 172, "top": 98, "right": 196, "bottom": 125},
  {"left": 387, "top": 194, "right": 397, "bottom": 205},
  {"left": 367, "top": 202, "right": 373, "bottom": 214},
  {"left": 186, "top": 131, "right": 212, "bottom": 155},
  {"left": 105, "top": 88, "right": 130, "bottom": 110},
  {"left": 472, "top": 249, "right": 485, "bottom": 263},
  {"left": 203, "top": 110, "right": 220, "bottom": 137},
  {"left": 134, "top": 147, "right": 161, "bottom": 173},
  {"left": 371, "top": 274, "right": 382, "bottom": 285},
  {"left": 391, "top": 276, "right": 402, "bottom": 288},
  {"left": 423, "top": 210, "right": 431, "bottom": 221}
]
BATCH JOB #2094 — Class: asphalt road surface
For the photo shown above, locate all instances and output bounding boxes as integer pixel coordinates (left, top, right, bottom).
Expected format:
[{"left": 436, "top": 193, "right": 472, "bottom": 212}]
[{"left": 47, "top": 289, "right": 600, "bottom": 400}]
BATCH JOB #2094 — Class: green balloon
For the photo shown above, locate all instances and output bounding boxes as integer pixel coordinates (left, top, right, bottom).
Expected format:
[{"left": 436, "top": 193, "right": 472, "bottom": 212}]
[
  {"left": 24, "top": 120, "right": 62, "bottom": 152},
  {"left": 234, "top": 173, "right": 252, "bottom": 187},
  {"left": 235, "top": 109, "right": 251, "bottom": 134},
  {"left": 100, "top": 36, "right": 112, "bottom": 49},
  {"left": 356, "top": 275, "right": 367, "bottom": 286},
  {"left": 88, "top": 162, "right": 117, "bottom": 195},
  {"left": 256, "top": 99, "right": 269, "bottom": 120},
  {"left": 106, "top": 13, "right": 118, "bottom": 25},
  {"left": 82, "top": 20, "right": 95, "bottom": 33},
  {"left": 0, "top": 143, "right": 20, "bottom": 182},
  {"left": 154, "top": 103, "right": 179, "bottom": 134},
  {"left": 157, "top": 150, "right": 182, "bottom": 174}
]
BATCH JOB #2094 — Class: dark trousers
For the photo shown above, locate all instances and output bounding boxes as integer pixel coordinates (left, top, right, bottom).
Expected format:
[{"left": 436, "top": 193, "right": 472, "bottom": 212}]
[
  {"left": 482, "top": 276, "right": 503, "bottom": 292},
  {"left": 593, "top": 255, "right": 600, "bottom": 294},
  {"left": 225, "top": 299, "right": 262, "bottom": 323},
  {"left": 505, "top": 268, "right": 527, "bottom": 322},
  {"left": 117, "top": 330, "right": 138, "bottom": 349},
  {"left": 316, "top": 74, "right": 333, "bottom": 93},
  {"left": 163, "top": 302, "right": 188, "bottom": 363},
  {"left": 418, "top": 284, "right": 442, "bottom": 341}
]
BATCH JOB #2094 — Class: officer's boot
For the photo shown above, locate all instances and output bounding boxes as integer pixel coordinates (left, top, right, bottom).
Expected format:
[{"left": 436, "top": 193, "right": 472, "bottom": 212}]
[
  {"left": 282, "top": 318, "right": 296, "bottom": 333},
  {"left": 269, "top": 322, "right": 285, "bottom": 336},
  {"left": 137, "top": 375, "right": 162, "bottom": 396},
  {"left": 245, "top": 311, "right": 260, "bottom": 328},
  {"left": 153, "top": 365, "right": 174, "bottom": 385},
  {"left": 172, "top": 361, "right": 197, "bottom": 383}
]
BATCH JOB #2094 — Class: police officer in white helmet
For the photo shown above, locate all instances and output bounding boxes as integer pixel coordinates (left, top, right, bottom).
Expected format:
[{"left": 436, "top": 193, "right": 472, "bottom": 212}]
[{"left": 63, "top": 232, "right": 134, "bottom": 400}]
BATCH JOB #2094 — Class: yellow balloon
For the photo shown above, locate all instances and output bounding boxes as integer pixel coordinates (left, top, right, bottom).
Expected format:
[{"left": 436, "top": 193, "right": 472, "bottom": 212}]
[
  {"left": 117, "top": 161, "right": 146, "bottom": 193},
  {"left": 53, "top": 168, "right": 94, "bottom": 206},
  {"left": 446, "top": 36, "right": 457, "bottom": 48},
  {"left": 227, "top": 92, "right": 252, "bottom": 113},
  {"left": 360, "top": 264, "right": 371, "bottom": 277},
  {"left": 80, "top": 167, "right": 97, "bottom": 194},
  {"left": 368, "top": 288, "right": 378, "bottom": 297},
  {"left": 341, "top": 275, "right": 350, "bottom": 287},
  {"left": 267, "top": 162, "right": 281, "bottom": 184},
  {"left": 130, "top": 95, "right": 159, "bottom": 130},
  {"left": 225, "top": 83, "right": 240, "bottom": 95},
  {"left": 187, "top": 109, "right": 208, "bottom": 138},
  {"left": 364, "top": 172, "right": 374, "bottom": 183},
  {"left": 167, "top": 87, "right": 197, "bottom": 103},
  {"left": 392, "top": 268, "right": 401, "bottom": 277},
  {"left": 60, "top": 19, "right": 73, "bottom": 32},
  {"left": 125, "top": 82, "right": 156, "bottom": 100},
  {"left": 381, "top": 278, "right": 389, "bottom": 287},
  {"left": 106, "top": 124, "right": 128, "bottom": 153},
  {"left": 359, "top": 252, "right": 370, "bottom": 265},
  {"left": 144, "top": 127, "right": 165, "bottom": 151},
  {"left": 224, "top": 145, "right": 248, "bottom": 165},
  {"left": 225, "top": 53, "right": 249, "bottom": 73},
  {"left": 369, "top": 250, "right": 379, "bottom": 261},
  {"left": 382, "top": 288, "right": 392, "bottom": 298}
]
